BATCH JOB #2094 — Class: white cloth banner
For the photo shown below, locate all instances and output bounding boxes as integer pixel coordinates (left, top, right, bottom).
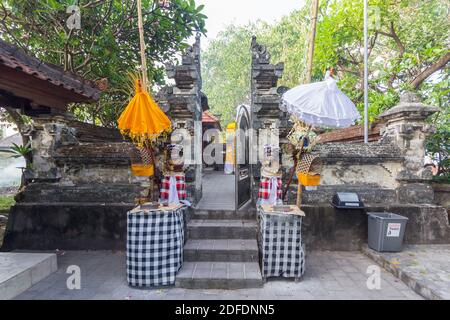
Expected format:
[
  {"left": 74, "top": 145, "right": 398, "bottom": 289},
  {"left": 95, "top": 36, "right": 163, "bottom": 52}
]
[
  {"left": 257, "top": 177, "right": 280, "bottom": 206},
  {"left": 168, "top": 176, "right": 180, "bottom": 205}
]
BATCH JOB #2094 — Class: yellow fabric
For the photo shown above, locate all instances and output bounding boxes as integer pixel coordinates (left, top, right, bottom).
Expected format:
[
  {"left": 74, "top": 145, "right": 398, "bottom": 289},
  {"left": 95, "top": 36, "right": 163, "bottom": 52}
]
[
  {"left": 131, "top": 164, "right": 154, "bottom": 177},
  {"left": 227, "top": 122, "right": 236, "bottom": 130},
  {"left": 297, "top": 173, "right": 321, "bottom": 187},
  {"left": 118, "top": 80, "right": 172, "bottom": 146},
  {"left": 225, "top": 124, "right": 236, "bottom": 165},
  {"left": 225, "top": 144, "right": 235, "bottom": 164}
]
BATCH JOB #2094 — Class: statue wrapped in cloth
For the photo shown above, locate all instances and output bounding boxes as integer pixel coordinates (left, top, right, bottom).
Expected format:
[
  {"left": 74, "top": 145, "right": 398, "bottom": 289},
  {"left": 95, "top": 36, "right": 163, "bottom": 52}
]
[
  {"left": 258, "top": 145, "right": 283, "bottom": 206},
  {"left": 159, "top": 144, "right": 190, "bottom": 206}
]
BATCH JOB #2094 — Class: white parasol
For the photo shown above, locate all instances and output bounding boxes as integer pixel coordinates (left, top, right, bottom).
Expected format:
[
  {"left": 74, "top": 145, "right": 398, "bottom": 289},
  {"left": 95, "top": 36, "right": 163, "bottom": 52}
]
[
  {"left": 281, "top": 73, "right": 361, "bottom": 207},
  {"left": 282, "top": 75, "right": 361, "bottom": 128}
]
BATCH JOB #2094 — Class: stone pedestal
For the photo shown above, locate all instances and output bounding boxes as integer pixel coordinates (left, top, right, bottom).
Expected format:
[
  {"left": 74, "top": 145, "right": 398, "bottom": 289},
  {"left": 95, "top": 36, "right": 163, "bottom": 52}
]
[{"left": 380, "top": 92, "right": 439, "bottom": 204}]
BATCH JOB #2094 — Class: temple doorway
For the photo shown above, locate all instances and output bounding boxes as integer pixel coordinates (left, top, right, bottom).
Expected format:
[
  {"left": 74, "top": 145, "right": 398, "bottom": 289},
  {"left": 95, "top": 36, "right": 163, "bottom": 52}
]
[{"left": 196, "top": 105, "right": 251, "bottom": 211}]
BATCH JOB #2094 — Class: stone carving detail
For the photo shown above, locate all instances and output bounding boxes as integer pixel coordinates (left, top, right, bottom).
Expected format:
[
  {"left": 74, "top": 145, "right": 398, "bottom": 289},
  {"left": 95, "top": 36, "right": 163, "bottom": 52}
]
[
  {"left": 250, "top": 36, "right": 285, "bottom": 124},
  {"left": 249, "top": 37, "right": 287, "bottom": 200},
  {"left": 251, "top": 36, "right": 271, "bottom": 64},
  {"left": 156, "top": 35, "right": 203, "bottom": 203},
  {"left": 24, "top": 116, "right": 78, "bottom": 182},
  {"left": 379, "top": 91, "right": 439, "bottom": 203}
]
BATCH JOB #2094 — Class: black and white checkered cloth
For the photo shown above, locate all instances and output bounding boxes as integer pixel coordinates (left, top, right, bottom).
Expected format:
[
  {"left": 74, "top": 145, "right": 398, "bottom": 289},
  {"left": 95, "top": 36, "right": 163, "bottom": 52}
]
[
  {"left": 127, "top": 206, "right": 186, "bottom": 287},
  {"left": 258, "top": 210, "right": 306, "bottom": 280}
]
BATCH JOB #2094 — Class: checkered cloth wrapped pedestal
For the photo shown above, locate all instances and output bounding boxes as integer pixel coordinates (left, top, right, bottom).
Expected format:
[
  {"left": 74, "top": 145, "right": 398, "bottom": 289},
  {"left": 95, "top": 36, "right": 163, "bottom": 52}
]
[
  {"left": 257, "top": 209, "right": 306, "bottom": 280},
  {"left": 127, "top": 206, "right": 187, "bottom": 287}
]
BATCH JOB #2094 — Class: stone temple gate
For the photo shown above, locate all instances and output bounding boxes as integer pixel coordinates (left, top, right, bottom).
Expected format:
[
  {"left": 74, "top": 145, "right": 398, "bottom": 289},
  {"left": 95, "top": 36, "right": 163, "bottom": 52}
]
[{"left": 1, "top": 36, "right": 449, "bottom": 252}]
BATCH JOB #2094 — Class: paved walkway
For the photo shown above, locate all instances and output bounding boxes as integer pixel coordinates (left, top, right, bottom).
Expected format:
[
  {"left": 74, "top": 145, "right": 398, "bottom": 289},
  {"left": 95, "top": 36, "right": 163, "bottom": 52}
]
[
  {"left": 15, "top": 250, "right": 422, "bottom": 300},
  {"left": 363, "top": 244, "right": 450, "bottom": 300},
  {"left": 196, "top": 172, "right": 235, "bottom": 210}
]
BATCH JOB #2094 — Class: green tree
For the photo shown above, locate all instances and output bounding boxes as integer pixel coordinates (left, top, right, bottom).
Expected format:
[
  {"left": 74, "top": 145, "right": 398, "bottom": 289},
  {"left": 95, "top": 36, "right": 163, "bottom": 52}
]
[
  {"left": 313, "top": 0, "right": 450, "bottom": 120},
  {"left": 0, "top": 0, "right": 207, "bottom": 127},
  {"left": 202, "top": 0, "right": 449, "bottom": 126},
  {"left": 202, "top": 23, "right": 264, "bottom": 126}
]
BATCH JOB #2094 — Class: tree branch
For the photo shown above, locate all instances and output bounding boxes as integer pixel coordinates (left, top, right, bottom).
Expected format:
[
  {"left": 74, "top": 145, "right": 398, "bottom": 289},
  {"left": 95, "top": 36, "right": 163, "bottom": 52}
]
[
  {"left": 411, "top": 51, "right": 450, "bottom": 89},
  {"left": 377, "top": 21, "right": 405, "bottom": 56}
]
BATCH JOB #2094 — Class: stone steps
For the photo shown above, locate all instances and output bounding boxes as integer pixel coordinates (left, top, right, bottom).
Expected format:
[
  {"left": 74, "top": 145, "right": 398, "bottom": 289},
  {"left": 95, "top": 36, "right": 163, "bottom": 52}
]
[
  {"left": 177, "top": 209, "right": 263, "bottom": 290},
  {"left": 0, "top": 252, "right": 57, "bottom": 300},
  {"left": 187, "top": 219, "right": 257, "bottom": 239},
  {"left": 176, "top": 262, "right": 263, "bottom": 289},
  {"left": 190, "top": 209, "right": 256, "bottom": 220},
  {"left": 184, "top": 239, "right": 258, "bottom": 262}
]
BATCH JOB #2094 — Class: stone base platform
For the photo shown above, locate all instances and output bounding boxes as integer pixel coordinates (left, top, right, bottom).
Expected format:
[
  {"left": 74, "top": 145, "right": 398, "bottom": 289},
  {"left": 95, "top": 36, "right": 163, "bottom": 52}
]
[
  {"left": 0, "top": 252, "right": 57, "bottom": 300},
  {"left": 2, "top": 203, "right": 449, "bottom": 251},
  {"left": 362, "top": 244, "right": 450, "bottom": 300}
]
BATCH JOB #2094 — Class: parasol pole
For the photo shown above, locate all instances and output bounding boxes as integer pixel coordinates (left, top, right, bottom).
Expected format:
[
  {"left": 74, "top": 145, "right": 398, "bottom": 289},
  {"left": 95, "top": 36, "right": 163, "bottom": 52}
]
[
  {"left": 137, "top": 0, "right": 156, "bottom": 202},
  {"left": 295, "top": 125, "right": 312, "bottom": 207},
  {"left": 137, "top": 0, "right": 148, "bottom": 91}
]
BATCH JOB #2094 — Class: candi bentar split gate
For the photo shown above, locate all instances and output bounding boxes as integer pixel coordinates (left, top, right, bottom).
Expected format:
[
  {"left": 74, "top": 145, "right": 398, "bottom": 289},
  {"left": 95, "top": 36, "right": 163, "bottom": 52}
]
[{"left": 1, "top": 36, "right": 449, "bottom": 253}]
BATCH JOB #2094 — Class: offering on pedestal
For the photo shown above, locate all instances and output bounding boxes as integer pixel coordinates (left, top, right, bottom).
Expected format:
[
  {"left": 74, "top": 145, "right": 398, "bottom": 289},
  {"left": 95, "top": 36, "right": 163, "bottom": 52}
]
[
  {"left": 258, "top": 145, "right": 283, "bottom": 206},
  {"left": 160, "top": 144, "right": 188, "bottom": 205}
]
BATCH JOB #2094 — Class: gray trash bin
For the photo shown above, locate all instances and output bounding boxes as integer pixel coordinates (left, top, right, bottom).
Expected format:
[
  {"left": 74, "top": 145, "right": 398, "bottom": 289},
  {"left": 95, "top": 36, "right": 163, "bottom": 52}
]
[{"left": 368, "top": 212, "right": 408, "bottom": 252}]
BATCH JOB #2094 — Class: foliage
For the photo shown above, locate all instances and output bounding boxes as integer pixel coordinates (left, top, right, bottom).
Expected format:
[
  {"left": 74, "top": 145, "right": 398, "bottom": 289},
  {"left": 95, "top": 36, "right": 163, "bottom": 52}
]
[
  {"left": 202, "top": 23, "right": 263, "bottom": 126},
  {"left": 0, "top": 0, "right": 207, "bottom": 127},
  {"left": 0, "top": 195, "right": 15, "bottom": 213},
  {"left": 201, "top": 0, "right": 449, "bottom": 176},
  {"left": 202, "top": 0, "right": 449, "bottom": 120},
  {"left": 5, "top": 142, "right": 32, "bottom": 160},
  {"left": 313, "top": 0, "right": 450, "bottom": 120}
]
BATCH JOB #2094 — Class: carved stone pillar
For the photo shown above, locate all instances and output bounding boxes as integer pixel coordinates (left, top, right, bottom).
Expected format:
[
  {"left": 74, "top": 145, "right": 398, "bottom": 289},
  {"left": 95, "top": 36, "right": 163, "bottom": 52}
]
[
  {"left": 157, "top": 36, "right": 203, "bottom": 204},
  {"left": 250, "top": 36, "right": 286, "bottom": 200},
  {"left": 379, "top": 92, "right": 439, "bottom": 204}
]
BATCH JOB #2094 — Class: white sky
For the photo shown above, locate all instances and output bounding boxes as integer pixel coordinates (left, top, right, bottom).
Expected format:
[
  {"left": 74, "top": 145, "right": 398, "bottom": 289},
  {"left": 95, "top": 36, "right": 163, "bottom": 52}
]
[{"left": 196, "top": 0, "right": 306, "bottom": 45}]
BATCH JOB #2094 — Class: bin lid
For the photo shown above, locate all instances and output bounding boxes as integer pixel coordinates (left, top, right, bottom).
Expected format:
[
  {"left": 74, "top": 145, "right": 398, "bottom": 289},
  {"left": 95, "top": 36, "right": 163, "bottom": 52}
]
[
  {"left": 367, "top": 212, "right": 409, "bottom": 220},
  {"left": 331, "top": 192, "right": 365, "bottom": 209}
]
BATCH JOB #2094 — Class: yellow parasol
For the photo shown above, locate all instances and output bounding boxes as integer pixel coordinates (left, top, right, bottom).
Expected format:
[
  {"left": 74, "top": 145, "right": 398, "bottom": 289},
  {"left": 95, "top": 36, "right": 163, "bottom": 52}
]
[
  {"left": 118, "top": 79, "right": 171, "bottom": 147},
  {"left": 118, "top": 0, "right": 172, "bottom": 203}
]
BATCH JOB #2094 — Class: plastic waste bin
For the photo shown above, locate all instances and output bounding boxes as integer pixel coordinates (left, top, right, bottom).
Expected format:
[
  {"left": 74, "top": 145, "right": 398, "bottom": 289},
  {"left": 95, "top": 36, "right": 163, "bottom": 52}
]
[{"left": 367, "top": 212, "right": 408, "bottom": 252}]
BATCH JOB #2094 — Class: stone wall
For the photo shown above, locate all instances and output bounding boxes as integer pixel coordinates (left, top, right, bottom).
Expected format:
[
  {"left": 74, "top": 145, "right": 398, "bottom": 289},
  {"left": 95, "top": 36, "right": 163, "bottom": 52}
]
[
  {"left": 2, "top": 37, "right": 449, "bottom": 251},
  {"left": 302, "top": 204, "right": 450, "bottom": 251},
  {"left": 2, "top": 121, "right": 141, "bottom": 250},
  {"left": 2, "top": 39, "right": 204, "bottom": 250},
  {"left": 246, "top": 38, "right": 450, "bottom": 249}
]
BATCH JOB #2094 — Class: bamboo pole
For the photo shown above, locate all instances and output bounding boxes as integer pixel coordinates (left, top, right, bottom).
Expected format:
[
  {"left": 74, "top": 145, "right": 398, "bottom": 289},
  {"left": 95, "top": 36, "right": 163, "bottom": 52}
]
[
  {"left": 137, "top": 0, "right": 148, "bottom": 91},
  {"left": 292, "top": 0, "right": 319, "bottom": 207},
  {"left": 137, "top": 0, "right": 156, "bottom": 203},
  {"left": 295, "top": 125, "right": 312, "bottom": 207},
  {"left": 305, "top": 0, "right": 319, "bottom": 83}
]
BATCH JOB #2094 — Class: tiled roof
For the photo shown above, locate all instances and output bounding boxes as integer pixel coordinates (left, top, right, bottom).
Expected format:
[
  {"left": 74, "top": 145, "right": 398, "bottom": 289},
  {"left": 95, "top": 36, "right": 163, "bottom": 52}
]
[
  {"left": 202, "top": 110, "right": 220, "bottom": 123},
  {"left": 0, "top": 40, "right": 101, "bottom": 102}
]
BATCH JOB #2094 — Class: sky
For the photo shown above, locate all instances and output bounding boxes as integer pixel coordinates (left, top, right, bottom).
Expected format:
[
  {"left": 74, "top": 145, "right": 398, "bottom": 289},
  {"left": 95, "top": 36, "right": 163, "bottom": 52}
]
[{"left": 195, "top": 0, "right": 306, "bottom": 45}]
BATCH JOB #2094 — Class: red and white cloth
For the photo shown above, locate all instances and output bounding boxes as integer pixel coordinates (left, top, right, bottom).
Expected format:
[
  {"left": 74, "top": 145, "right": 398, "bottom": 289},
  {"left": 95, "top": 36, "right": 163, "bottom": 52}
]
[
  {"left": 258, "top": 176, "right": 282, "bottom": 205},
  {"left": 160, "top": 175, "right": 187, "bottom": 204}
]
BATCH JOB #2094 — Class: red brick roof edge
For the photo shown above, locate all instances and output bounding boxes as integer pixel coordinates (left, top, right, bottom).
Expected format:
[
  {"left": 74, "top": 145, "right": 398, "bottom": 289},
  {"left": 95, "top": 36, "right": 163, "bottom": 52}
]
[{"left": 0, "top": 40, "right": 101, "bottom": 102}]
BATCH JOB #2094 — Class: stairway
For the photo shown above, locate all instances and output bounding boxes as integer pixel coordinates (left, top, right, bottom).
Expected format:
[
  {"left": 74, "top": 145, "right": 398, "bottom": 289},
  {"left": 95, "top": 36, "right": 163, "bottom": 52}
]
[{"left": 176, "top": 209, "right": 263, "bottom": 289}]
